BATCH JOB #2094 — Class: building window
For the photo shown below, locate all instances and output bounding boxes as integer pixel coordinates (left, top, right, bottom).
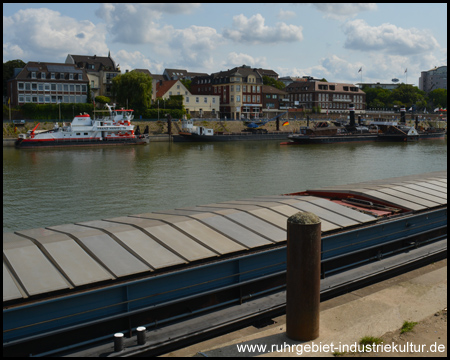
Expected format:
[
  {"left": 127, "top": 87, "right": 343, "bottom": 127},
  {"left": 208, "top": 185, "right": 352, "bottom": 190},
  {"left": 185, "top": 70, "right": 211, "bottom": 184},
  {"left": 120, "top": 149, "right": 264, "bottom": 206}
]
[
  {"left": 78, "top": 74, "right": 83, "bottom": 80},
  {"left": 69, "top": 74, "right": 73, "bottom": 80},
  {"left": 196, "top": 97, "right": 199, "bottom": 103},
  {"left": 31, "top": 72, "right": 36, "bottom": 79},
  {"left": 31, "top": 83, "right": 37, "bottom": 91},
  {"left": 18, "top": 82, "right": 24, "bottom": 90},
  {"left": 236, "top": 95, "right": 240, "bottom": 102},
  {"left": 41, "top": 73, "right": 46, "bottom": 79},
  {"left": 204, "top": 97, "right": 207, "bottom": 103},
  {"left": 186, "top": 97, "right": 189, "bottom": 103}
]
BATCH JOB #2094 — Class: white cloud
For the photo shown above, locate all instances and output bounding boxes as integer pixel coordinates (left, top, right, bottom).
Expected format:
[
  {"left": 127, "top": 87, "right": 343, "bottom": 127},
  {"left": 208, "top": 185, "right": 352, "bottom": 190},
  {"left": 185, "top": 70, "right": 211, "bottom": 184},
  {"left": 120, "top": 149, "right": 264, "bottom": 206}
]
[
  {"left": 277, "top": 9, "right": 296, "bottom": 20},
  {"left": 113, "top": 50, "right": 164, "bottom": 74},
  {"left": 343, "top": 19, "right": 440, "bottom": 56},
  {"left": 3, "top": 8, "right": 108, "bottom": 61},
  {"left": 311, "top": 3, "right": 377, "bottom": 20},
  {"left": 96, "top": 3, "right": 201, "bottom": 44},
  {"left": 223, "top": 14, "right": 303, "bottom": 44},
  {"left": 3, "top": 43, "right": 25, "bottom": 61},
  {"left": 225, "top": 52, "right": 268, "bottom": 68}
]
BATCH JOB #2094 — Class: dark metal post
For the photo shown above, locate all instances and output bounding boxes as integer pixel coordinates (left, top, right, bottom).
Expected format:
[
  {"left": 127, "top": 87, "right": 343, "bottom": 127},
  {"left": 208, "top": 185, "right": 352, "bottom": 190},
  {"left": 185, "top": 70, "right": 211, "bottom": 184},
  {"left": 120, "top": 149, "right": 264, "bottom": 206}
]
[
  {"left": 286, "top": 211, "right": 321, "bottom": 341},
  {"left": 400, "top": 106, "right": 406, "bottom": 124},
  {"left": 136, "top": 326, "right": 146, "bottom": 345},
  {"left": 114, "top": 332, "right": 124, "bottom": 352},
  {"left": 276, "top": 118, "right": 280, "bottom": 131},
  {"left": 167, "top": 115, "right": 172, "bottom": 135}
]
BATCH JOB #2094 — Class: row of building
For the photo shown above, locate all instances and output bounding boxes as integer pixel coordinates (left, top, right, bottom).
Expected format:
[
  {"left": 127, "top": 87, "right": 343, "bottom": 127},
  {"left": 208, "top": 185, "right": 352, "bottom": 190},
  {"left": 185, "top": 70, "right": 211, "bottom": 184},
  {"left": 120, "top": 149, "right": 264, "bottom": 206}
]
[{"left": 6, "top": 53, "right": 447, "bottom": 120}]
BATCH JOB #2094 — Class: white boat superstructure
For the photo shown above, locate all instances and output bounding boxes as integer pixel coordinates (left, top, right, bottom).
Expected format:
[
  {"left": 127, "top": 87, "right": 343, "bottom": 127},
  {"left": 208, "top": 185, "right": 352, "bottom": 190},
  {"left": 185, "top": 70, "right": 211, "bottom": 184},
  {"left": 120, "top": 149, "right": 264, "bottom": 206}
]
[{"left": 16, "top": 104, "right": 149, "bottom": 148}]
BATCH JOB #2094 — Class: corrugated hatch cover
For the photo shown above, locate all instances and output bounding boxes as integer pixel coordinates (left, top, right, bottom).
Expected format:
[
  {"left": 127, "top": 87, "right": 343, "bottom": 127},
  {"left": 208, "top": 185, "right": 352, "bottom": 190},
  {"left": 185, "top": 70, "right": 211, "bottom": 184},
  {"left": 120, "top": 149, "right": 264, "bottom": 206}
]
[{"left": 3, "top": 171, "right": 446, "bottom": 302}]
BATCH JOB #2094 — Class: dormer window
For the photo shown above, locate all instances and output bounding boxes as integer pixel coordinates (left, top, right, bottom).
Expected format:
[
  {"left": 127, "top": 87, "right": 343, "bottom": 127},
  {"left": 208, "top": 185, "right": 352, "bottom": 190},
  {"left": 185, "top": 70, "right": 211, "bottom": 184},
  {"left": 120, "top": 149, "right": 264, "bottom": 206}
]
[
  {"left": 51, "top": 73, "right": 55, "bottom": 79},
  {"left": 60, "top": 73, "right": 64, "bottom": 79},
  {"left": 78, "top": 74, "right": 83, "bottom": 80},
  {"left": 41, "top": 73, "right": 46, "bottom": 79},
  {"left": 69, "top": 74, "right": 74, "bottom": 80},
  {"left": 31, "top": 72, "right": 36, "bottom": 79}
]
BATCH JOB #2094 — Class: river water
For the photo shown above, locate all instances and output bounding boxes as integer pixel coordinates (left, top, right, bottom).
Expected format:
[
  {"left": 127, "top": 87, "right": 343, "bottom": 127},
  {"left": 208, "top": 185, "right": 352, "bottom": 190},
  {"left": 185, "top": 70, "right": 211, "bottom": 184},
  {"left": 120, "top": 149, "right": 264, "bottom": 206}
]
[{"left": 3, "top": 137, "right": 447, "bottom": 233}]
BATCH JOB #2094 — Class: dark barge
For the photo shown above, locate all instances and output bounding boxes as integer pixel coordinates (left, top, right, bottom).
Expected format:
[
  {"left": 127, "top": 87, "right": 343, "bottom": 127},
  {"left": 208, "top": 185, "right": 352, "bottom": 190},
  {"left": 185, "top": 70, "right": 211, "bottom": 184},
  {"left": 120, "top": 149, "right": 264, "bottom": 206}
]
[{"left": 3, "top": 171, "right": 447, "bottom": 356}]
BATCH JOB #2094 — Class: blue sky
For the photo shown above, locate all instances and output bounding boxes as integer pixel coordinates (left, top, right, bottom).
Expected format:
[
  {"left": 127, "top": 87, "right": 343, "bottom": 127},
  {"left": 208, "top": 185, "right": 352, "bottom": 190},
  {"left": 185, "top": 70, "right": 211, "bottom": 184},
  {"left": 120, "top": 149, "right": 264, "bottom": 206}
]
[{"left": 3, "top": 3, "right": 447, "bottom": 86}]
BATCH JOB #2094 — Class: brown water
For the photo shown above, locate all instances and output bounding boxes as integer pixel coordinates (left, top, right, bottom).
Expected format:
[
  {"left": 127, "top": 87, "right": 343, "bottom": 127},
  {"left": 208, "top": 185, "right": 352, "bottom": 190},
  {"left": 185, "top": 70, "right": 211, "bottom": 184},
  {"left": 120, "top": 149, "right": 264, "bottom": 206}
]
[{"left": 3, "top": 137, "right": 447, "bottom": 233}]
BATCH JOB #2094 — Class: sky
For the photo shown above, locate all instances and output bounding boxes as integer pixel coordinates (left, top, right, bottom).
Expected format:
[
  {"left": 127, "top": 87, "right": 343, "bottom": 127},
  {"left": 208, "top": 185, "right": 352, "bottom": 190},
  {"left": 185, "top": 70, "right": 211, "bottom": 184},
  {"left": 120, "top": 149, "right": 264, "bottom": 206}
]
[{"left": 3, "top": 3, "right": 447, "bottom": 86}]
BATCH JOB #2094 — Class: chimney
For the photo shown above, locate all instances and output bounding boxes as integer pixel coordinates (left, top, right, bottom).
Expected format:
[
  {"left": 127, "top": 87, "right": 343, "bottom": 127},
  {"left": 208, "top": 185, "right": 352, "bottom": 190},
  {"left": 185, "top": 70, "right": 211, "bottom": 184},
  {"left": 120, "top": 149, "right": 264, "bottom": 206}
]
[
  {"left": 400, "top": 106, "right": 406, "bottom": 124},
  {"left": 349, "top": 103, "right": 355, "bottom": 127}
]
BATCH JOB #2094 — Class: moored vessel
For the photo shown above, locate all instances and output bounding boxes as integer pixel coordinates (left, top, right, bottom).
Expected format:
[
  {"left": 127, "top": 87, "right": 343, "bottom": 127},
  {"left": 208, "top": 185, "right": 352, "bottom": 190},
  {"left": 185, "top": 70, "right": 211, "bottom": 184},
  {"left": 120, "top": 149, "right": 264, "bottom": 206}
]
[
  {"left": 15, "top": 104, "right": 149, "bottom": 148},
  {"left": 280, "top": 120, "right": 378, "bottom": 145}
]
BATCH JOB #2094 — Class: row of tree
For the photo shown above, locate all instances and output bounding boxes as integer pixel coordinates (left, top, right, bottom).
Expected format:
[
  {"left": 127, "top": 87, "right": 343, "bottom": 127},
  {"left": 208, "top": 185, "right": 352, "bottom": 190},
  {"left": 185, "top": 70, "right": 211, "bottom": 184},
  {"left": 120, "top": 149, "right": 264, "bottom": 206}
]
[{"left": 362, "top": 84, "right": 447, "bottom": 111}]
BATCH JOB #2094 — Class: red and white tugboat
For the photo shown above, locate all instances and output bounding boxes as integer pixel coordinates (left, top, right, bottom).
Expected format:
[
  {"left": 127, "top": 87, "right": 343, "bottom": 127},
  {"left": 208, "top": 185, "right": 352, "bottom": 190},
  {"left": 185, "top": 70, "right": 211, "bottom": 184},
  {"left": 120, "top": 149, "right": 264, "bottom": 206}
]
[{"left": 15, "top": 104, "right": 149, "bottom": 148}]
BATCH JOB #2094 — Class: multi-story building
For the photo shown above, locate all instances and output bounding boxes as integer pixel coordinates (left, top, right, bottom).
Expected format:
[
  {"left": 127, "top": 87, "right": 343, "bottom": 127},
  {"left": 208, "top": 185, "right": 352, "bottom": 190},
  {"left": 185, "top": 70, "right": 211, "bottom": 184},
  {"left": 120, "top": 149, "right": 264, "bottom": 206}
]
[
  {"left": 191, "top": 65, "right": 266, "bottom": 120},
  {"left": 7, "top": 61, "right": 89, "bottom": 106},
  {"left": 261, "top": 85, "right": 289, "bottom": 119},
  {"left": 285, "top": 80, "right": 366, "bottom": 114},
  {"left": 65, "top": 53, "right": 120, "bottom": 98},
  {"left": 357, "top": 82, "right": 408, "bottom": 91},
  {"left": 156, "top": 80, "right": 219, "bottom": 118},
  {"left": 419, "top": 66, "right": 447, "bottom": 93}
]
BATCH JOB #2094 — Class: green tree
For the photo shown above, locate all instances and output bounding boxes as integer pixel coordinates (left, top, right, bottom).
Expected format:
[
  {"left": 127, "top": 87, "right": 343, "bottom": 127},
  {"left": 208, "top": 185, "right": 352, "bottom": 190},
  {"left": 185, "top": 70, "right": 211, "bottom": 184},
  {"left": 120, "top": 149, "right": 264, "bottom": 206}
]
[
  {"left": 95, "top": 96, "right": 111, "bottom": 106},
  {"left": 427, "top": 88, "right": 447, "bottom": 109},
  {"left": 389, "top": 84, "right": 425, "bottom": 109},
  {"left": 3, "top": 59, "right": 26, "bottom": 95},
  {"left": 262, "top": 76, "right": 286, "bottom": 90},
  {"left": 112, "top": 71, "right": 152, "bottom": 111}
]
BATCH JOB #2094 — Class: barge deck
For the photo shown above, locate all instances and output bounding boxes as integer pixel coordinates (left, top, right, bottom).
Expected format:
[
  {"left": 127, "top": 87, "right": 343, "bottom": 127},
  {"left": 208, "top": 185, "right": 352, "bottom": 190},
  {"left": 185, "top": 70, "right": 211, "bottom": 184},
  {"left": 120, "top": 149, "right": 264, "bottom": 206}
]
[{"left": 3, "top": 171, "right": 447, "bottom": 356}]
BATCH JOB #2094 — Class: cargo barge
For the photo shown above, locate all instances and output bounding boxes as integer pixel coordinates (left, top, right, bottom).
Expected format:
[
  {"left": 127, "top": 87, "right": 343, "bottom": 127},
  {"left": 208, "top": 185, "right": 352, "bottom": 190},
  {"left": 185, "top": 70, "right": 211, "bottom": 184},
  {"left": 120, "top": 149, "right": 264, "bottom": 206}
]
[{"left": 3, "top": 171, "right": 447, "bottom": 356}]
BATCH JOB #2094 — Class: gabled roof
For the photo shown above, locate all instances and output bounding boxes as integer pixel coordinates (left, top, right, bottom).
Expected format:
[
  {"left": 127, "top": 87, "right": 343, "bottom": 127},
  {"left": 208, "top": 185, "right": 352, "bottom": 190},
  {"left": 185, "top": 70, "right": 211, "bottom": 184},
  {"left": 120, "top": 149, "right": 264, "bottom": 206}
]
[
  {"left": 12, "top": 61, "right": 88, "bottom": 81},
  {"left": 256, "top": 68, "right": 279, "bottom": 79},
  {"left": 261, "top": 85, "right": 287, "bottom": 95},
  {"left": 66, "top": 54, "right": 119, "bottom": 72},
  {"left": 155, "top": 80, "right": 183, "bottom": 98}
]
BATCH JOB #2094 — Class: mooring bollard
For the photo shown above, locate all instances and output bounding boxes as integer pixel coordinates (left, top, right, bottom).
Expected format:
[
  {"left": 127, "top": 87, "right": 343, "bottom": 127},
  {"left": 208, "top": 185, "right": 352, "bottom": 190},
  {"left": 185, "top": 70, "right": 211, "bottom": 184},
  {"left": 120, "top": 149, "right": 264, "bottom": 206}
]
[
  {"left": 286, "top": 211, "right": 321, "bottom": 341},
  {"left": 114, "top": 332, "right": 124, "bottom": 352},
  {"left": 136, "top": 326, "right": 146, "bottom": 345}
]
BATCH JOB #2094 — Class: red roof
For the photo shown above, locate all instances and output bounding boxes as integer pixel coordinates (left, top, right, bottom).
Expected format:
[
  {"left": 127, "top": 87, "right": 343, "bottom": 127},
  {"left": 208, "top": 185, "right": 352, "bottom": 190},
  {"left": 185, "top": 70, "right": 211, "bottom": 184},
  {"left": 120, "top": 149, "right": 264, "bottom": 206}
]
[{"left": 155, "top": 80, "right": 178, "bottom": 98}]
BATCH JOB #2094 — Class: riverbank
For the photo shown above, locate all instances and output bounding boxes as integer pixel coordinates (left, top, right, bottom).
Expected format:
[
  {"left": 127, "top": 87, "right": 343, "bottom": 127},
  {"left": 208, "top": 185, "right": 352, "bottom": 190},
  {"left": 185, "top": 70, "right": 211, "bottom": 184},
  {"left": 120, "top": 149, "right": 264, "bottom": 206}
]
[{"left": 3, "top": 118, "right": 447, "bottom": 142}]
